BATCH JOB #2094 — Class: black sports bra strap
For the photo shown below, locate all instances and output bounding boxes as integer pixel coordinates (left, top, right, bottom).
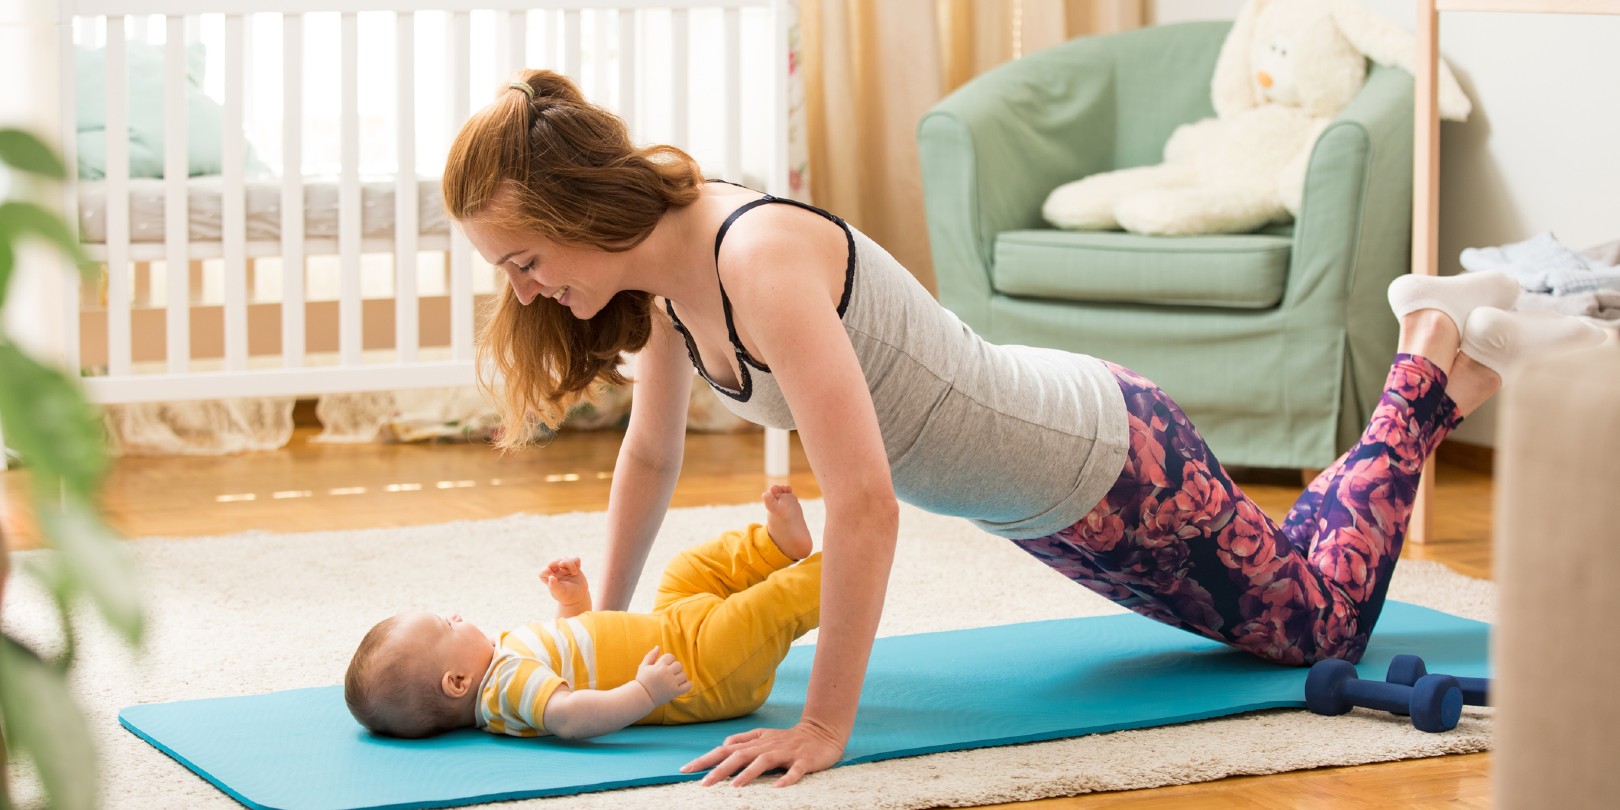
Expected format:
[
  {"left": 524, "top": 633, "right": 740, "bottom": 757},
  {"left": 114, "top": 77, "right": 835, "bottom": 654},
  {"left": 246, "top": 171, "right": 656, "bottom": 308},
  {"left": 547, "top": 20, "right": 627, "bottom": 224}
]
[
  {"left": 710, "top": 198, "right": 777, "bottom": 355},
  {"left": 670, "top": 184, "right": 850, "bottom": 381},
  {"left": 712, "top": 198, "right": 778, "bottom": 263}
]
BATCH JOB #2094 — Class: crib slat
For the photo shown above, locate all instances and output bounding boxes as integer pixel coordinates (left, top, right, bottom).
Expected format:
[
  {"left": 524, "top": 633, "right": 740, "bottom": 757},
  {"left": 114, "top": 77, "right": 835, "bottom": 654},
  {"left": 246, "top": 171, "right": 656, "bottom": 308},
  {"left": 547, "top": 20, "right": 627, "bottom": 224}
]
[
  {"left": 395, "top": 11, "right": 419, "bottom": 363},
  {"left": 282, "top": 13, "right": 306, "bottom": 368},
  {"left": 339, "top": 11, "right": 362, "bottom": 367},
  {"left": 724, "top": 7, "right": 741, "bottom": 183},
  {"left": 564, "top": 9, "right": 581, "bottom": 80},
  {"left": 449, "top": 10, "right": 474, "bottom": 363},
  {"left": 503, "top": 10, "right": 526, "bottom": 76},
  {"left": 593, "top": 9, "right": 609, "bottom": 103},
  {"left": 764, "top": 0, "right": 790, "bottom": 483},
  {"left": 670, "top": 9, "right": 689, "bottom": 150},
  {"left": 75, "top": 16, "right": 96, "bottom": 47},
  {"left": 105, "top": 16, "right": 132, "bottom": 377},
  {"left": 164, "top": 17, "right": 190, "bottom": 373},
  {"left": 536, "top": 9, "right": 556, "bottom": 72},
  {"left": 618, "top": 9, "right": 637, "bottom": 137},
  {"left": 240, "top": 13, "right": 256, "bottom": 136},
  {"left": 766, "top": 428, "right": 789, "bottom": 478},
  {"left": 60, "top": 7, "right": 82, "bottom": 374},
  {"left": 222, "top": 14, "right": 248, "bottom": 372}
]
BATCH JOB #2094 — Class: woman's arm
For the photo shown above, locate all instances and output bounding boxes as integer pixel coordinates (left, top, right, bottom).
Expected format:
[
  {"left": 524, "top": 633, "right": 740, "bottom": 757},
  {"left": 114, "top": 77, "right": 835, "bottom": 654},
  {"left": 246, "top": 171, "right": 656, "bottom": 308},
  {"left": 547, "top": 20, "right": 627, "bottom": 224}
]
[
  {"left": 682, "top": 209, "right": 900, "bottom": 787},
  {"left": 596, "top": 314, "right": 694, "bottom": 611}
]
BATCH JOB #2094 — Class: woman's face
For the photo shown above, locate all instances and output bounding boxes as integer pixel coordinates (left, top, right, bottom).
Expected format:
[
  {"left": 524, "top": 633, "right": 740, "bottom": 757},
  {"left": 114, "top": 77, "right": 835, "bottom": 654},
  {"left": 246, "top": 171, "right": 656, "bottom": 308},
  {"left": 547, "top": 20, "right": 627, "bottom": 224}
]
[{"left": 460, "top": 215, "right": 618, "bottom": 319}]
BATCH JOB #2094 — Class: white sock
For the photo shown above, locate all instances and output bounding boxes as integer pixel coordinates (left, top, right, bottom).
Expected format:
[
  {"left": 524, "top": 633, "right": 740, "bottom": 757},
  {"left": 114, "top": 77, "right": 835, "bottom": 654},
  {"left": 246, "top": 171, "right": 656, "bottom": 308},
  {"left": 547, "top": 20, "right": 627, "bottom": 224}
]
[
  {"left": 1460, "top": 307, "right": 1610, "bottom": 376},
  {"left": 1388, "top": 270, "right": 1521, "bottom": 340}
]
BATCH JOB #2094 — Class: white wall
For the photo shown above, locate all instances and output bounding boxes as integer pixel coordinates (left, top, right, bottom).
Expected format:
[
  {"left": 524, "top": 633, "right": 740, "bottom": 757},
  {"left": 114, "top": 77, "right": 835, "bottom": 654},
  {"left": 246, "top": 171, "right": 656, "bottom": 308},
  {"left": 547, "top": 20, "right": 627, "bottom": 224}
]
[{"left": 1156, "top": 0, "right": 1620, "bottom": 447}]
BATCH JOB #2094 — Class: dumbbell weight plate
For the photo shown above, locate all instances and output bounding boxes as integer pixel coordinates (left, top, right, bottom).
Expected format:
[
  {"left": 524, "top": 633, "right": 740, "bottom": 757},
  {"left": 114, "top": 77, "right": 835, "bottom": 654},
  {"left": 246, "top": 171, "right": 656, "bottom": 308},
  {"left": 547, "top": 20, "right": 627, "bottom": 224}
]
[
  {"left": 1409, "top": 673, "right": 1464, "bottom": 733},
  {"left": 1384, "top": 654, "right": 1427, "bottom": 715},
  {"left": 1304, "top": 658, "right": 1358, "bottom": 716},
  {"left": 1387, "top": 654, "right": 1426, "bottom": 687}
]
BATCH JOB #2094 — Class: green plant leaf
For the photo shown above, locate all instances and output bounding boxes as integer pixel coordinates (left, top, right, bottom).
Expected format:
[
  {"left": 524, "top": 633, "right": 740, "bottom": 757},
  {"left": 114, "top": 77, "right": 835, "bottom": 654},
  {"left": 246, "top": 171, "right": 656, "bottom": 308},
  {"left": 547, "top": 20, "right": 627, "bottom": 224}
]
[
  {"left": 0, "top": 242, "right": 13, "bottom": 310},
  {"left": 0, "top": 129, "right": 68, "bottom": 179},
  {"left": 0, "top": 634, "right": 100, "bottom": 810},
  {"left": 19, "top": 552, "right": 80, "bottom": 670},
  {"left": 0, "top": 341, "right": 107, "bottom": 501},
  {"left": 0, "top": 201, "right": 93, "bottom": 276},
  {"left": 36, "top": 500, "right": 144, "bottom": 647}
]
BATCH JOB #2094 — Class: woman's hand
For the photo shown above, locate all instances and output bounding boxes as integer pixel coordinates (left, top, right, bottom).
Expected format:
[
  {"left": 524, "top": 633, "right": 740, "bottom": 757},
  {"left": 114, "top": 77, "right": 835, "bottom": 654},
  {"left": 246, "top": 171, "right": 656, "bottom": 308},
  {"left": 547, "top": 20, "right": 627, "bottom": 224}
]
[{"left": 680, "top": 719, "right": 845, "bottom": 788}]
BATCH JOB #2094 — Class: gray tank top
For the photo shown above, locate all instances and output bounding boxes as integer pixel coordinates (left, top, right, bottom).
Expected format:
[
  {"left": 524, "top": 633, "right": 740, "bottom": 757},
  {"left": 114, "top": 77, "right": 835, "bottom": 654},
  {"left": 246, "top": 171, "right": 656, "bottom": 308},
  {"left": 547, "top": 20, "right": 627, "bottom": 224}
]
[{"left": 665, "top": 192, "right": 1129, "bottom": 539}]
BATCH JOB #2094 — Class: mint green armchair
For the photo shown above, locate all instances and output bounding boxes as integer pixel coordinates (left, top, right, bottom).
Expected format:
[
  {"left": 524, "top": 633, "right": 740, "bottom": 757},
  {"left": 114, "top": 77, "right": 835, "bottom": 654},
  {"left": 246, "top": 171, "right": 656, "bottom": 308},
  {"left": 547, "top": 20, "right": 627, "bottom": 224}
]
[{"left": 918, "top": 22, "right": 1414, "bottom": 469}]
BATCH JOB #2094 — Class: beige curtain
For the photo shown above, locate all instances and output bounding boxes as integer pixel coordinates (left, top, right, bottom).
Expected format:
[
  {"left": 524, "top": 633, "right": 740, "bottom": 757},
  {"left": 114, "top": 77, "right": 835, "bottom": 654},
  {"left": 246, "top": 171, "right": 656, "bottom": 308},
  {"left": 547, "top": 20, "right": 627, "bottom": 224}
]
[{"left": 800, "top": 0, "right": 1148, "bottom": 293}]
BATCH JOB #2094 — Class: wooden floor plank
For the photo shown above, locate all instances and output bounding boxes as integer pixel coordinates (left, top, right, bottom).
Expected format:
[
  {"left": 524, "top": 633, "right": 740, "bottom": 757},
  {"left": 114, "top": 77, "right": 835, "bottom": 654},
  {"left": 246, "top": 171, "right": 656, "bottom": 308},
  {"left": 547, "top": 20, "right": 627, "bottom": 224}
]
[{"left": 0, "top": 429, "right": 1496, "bottom": 807}]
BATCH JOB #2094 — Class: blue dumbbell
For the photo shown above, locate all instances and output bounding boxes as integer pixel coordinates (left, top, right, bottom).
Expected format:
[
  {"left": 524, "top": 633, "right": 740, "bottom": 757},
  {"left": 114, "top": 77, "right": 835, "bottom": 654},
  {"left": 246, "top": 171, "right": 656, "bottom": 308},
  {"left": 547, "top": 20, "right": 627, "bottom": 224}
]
[
  {"left": 1305, "top": 658, "right": 1463, "bottom": 733},
  {"left": 1386, "top": 654, "right": 1489, "bottom": 707}
]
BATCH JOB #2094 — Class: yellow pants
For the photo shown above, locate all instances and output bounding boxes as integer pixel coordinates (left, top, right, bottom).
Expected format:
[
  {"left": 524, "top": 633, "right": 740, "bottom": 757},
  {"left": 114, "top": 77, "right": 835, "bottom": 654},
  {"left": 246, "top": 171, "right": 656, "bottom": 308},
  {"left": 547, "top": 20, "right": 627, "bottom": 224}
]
[{"left": 627, "top": 524, "right": 821, "bottom": 724}]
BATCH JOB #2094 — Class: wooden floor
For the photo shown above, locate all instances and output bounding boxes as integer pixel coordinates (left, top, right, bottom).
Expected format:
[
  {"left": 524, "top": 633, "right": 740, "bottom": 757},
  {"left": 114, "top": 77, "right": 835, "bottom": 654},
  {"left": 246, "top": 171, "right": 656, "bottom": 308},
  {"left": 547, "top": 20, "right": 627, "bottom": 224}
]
[{"left": 0, "top": 427, "right": 1496, "bottom": 808}]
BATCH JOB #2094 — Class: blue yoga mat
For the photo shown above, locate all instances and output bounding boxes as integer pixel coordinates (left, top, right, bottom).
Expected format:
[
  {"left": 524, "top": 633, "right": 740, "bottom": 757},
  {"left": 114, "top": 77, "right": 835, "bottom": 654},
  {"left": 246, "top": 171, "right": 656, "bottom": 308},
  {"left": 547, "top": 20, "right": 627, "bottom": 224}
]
[{"left": 120, "top": 600, "right": 1490, "bottom": 810}]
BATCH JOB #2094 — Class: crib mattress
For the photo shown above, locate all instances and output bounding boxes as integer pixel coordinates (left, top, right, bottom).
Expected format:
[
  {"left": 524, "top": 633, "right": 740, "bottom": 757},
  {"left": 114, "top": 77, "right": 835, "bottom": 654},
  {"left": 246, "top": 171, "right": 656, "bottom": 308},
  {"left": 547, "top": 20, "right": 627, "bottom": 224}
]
[{"left": 76, "top": 176, "right": 452, "bottom": 245}]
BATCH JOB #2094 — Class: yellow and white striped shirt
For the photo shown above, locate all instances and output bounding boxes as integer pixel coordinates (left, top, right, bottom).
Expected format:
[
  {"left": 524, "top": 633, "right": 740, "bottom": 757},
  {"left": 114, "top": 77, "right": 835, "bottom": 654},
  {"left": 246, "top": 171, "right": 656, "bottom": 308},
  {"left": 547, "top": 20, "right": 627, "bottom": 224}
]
[{"left": 475, "top": 617, "right": 599, "bottom": 737}]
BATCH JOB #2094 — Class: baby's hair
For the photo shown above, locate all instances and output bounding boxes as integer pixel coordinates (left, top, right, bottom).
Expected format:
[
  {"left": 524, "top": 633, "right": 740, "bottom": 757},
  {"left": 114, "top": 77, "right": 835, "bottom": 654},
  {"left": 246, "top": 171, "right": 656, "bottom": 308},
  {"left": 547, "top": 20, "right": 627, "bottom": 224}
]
[{"left": 344, "top": 615, "right": 466, "bottom": 738}]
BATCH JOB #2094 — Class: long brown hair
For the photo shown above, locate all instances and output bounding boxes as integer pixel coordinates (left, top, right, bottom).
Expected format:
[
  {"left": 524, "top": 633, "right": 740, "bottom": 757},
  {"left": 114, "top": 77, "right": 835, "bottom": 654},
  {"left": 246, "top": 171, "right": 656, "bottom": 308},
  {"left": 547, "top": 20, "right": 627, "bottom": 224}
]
[{"left": 443, "top": 69, "right": 704, "bottom": 449}]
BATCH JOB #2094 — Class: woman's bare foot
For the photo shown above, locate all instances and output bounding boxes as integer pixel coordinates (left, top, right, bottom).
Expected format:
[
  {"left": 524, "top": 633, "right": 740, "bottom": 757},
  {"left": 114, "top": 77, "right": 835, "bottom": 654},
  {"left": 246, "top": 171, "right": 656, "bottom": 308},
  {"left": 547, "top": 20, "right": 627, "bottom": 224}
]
[
  {"left": 1397, "top": 309, "right": 1461, "bottom": 376},
  {"left": 762, "top": 484, "right": 812, "bottom": 560},
  {"left": 1443, "top": 351, "right": 1502, "bottom": 417}
]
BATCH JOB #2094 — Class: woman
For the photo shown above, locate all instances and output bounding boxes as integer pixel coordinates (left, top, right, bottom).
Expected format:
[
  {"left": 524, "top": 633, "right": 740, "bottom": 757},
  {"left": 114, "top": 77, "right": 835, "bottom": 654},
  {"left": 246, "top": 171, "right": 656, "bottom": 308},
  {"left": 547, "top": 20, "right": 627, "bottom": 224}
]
[{"left": 443, "top": 71, "right": 1605, "bottom": 787}]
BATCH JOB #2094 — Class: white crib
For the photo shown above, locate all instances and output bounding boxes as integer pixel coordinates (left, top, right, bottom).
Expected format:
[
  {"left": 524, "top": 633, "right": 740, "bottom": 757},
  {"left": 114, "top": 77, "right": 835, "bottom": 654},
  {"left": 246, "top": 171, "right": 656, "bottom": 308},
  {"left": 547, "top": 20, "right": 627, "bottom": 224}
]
[{"left": 6, "top": 0, "right": 794, "bottom": 471}]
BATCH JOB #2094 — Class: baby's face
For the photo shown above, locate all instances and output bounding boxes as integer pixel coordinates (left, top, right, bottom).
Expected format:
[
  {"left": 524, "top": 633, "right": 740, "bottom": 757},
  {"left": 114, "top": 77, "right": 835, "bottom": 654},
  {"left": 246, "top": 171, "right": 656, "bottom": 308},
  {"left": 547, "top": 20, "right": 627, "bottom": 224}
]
[{"left": 392, "top": 611, "right": 495, "bottom": 684}]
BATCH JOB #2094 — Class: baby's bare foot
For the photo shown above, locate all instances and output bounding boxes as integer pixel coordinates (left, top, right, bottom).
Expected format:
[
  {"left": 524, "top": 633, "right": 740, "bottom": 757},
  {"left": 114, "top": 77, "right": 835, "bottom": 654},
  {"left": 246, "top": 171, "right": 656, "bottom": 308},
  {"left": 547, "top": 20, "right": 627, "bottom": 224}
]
[{"left": 762, "top": 484, "right": 812, "bottom": 560}]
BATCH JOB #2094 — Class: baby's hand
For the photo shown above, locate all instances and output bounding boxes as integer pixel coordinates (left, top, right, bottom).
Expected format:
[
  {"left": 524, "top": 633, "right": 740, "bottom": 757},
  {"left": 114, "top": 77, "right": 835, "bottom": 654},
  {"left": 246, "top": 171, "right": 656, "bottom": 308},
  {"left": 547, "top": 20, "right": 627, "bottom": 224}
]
[
  {"left": 540, "top": 558, "right": 590, "bottom": 609},
  {"left": 635, "top": 646, "right": 691, "bottom": 705}
]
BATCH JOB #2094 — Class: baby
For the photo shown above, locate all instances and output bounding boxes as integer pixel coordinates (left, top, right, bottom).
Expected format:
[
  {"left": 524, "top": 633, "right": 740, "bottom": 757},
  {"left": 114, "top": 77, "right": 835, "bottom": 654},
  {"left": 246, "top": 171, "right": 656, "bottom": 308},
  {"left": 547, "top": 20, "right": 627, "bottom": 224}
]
[{"left": 344, "top": 485, "right": 820, "bottom": 740}]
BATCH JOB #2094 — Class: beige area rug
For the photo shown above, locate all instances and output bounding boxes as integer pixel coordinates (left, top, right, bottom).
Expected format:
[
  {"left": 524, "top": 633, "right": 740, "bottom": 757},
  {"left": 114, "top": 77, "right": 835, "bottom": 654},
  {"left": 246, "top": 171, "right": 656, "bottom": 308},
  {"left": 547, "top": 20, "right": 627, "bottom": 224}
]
[{"left": 1, "top": 500, "right": 1496, "bottom": 809}]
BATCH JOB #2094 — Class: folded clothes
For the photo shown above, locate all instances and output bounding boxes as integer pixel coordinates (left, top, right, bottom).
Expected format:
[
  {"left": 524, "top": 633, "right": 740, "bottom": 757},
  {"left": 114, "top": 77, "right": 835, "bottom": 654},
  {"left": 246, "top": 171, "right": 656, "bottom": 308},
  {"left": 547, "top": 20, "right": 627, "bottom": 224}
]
[
  {"left": 1516, "top": 290, "right": 1620, "bottom": 323},
  {"left": 1582, "top": 238, "right": 1620, "bottom": 268},
  {"left": 1460, "top": 232, "right": 1620, "bottom": 297}
]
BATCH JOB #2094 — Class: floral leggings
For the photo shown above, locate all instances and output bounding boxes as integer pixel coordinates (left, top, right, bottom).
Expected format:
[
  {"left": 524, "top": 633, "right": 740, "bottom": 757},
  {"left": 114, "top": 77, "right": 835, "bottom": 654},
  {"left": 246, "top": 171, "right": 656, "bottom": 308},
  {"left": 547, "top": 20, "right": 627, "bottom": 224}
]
[{"left": 1012, "top": 355, "right": 1462, "bottom": 666}]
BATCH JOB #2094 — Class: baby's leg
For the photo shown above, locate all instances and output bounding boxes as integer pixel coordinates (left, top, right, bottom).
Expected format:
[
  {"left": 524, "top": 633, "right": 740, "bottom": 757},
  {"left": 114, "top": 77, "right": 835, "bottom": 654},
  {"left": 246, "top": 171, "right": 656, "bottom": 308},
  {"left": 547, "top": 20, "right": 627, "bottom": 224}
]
[
  {"left": 676, "top": 553, "right": 821, "bottom": 719},
  {"left": 652, "top": 523, "right": 800, "bottom": 613}
]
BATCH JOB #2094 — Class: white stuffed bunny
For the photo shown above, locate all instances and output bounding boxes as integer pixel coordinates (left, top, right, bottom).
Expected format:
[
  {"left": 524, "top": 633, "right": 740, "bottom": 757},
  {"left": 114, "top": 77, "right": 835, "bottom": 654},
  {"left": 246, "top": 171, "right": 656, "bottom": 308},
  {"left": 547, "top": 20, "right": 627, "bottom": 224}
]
[{"left": 1043, "top": 0, "right": 1471, "bottom": 236}]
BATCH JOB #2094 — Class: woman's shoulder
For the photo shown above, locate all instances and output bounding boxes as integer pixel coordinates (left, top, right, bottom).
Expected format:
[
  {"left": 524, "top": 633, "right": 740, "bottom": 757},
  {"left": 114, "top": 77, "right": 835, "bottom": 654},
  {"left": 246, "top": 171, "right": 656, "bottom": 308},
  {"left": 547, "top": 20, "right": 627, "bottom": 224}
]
[
  {"left": 712, "top": 199, "right": 847, "bottom": 297},
  {"left": 704, "top": 204, "right": 850, "bottom": 372}
]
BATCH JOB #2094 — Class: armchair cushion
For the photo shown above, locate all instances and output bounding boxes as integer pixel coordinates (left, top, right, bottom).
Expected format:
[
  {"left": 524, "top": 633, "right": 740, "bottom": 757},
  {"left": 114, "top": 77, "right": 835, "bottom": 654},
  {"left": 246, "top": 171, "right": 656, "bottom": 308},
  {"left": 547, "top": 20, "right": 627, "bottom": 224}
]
[{"left": 993, "top": 230, "right": 1292, "bottom": 309}]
